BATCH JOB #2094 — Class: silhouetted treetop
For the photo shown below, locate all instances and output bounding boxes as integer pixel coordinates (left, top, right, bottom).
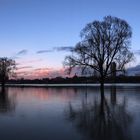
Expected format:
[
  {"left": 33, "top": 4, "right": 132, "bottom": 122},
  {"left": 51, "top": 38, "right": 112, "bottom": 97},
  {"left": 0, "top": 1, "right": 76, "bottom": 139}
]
[
  {"left": 64, "top": 16, "right": 134, "bottom": 84},
  {"left": 0, "top": 57, "right": 16, "bottom": 88}
]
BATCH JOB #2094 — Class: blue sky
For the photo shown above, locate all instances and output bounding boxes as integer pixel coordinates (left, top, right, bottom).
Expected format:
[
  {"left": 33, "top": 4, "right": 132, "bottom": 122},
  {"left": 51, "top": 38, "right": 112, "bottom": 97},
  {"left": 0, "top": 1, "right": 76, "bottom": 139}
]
[{"left": 0, "top": 0, "right": 140, "bottom": 78}]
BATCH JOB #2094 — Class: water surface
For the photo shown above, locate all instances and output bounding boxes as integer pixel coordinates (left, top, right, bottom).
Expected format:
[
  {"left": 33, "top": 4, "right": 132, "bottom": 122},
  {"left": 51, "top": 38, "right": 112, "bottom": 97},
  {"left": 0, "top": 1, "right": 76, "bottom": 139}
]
[{"left": 0, "top": 86, "right": 140, "bottom": 140}]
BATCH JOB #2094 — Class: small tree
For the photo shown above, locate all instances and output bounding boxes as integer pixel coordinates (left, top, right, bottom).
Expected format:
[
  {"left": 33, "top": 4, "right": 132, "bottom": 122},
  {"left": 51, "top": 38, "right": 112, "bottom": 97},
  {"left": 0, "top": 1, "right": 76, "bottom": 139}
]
[
  {"left": 0, "top": 57, "right": 16, "bottom": 88},
  {"left": 64, "top": 16, "right": 134, "bottom": 98}
]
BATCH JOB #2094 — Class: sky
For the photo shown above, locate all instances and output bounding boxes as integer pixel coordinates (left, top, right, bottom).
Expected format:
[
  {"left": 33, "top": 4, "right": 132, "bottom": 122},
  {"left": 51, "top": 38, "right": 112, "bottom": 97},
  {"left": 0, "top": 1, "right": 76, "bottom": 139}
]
[{"left": 0, "top": 0, "right": 140, "bottom": 79}]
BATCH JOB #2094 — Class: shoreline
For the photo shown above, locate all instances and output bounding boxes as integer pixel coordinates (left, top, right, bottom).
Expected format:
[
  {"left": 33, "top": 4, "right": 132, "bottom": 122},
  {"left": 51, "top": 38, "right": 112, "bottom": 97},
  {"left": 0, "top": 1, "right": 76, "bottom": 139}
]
[{"left": 1, "top": 83, "right": 140, "bottom": 87}]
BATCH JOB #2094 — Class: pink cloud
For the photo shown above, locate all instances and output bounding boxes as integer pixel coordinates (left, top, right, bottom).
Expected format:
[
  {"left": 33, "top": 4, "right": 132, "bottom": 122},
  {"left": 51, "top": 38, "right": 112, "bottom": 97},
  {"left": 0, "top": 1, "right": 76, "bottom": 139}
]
[
  {"left": 15, "top": 67, "right": 72, "bottom": 79},
  {"left": 14, "top": 64, "right": 86, "bottom": 79},
  {"left": 17, "top": 66, "right": 33, "bottom": 70}
]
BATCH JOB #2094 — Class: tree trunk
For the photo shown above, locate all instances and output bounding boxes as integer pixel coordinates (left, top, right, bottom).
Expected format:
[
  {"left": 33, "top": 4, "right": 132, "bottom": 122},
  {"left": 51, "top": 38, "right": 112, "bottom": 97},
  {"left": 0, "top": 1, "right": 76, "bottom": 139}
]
[{"left": 111, "top": 86, "right": 116, "bottom": 105}]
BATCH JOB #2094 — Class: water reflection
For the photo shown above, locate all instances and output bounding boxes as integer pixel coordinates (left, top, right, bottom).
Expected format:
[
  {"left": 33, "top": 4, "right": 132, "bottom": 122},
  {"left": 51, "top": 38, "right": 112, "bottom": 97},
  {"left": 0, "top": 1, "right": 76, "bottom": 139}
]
[
  {"left": 66, "top": 86, "right": 133, "bottom": 140},
  {"left": 0, "top": 88, "right": 16, "bottom": 114},
  {"left": 0, "top": 86, "right": 140, "bottom": 140},
  {"left": 110, "top": 86, "right": 116, "bottom": 105}
]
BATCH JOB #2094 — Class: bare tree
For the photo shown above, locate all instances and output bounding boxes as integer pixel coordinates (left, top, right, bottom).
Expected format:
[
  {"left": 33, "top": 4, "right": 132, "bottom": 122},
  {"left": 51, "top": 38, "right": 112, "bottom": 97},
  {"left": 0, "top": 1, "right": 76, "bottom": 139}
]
[
  {"left": 64, "top": 16, "right": 134, "bottom": 97},
  {"left": 0, "top": 57, "right": 16, "bottom": 89}
]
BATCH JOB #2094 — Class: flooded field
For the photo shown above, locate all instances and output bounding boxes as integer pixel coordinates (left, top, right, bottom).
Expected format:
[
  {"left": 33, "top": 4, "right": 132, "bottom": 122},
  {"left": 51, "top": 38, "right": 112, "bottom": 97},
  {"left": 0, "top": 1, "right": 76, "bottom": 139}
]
[{"left": 0, "top": 86, "right": 140, "bottom": 140}]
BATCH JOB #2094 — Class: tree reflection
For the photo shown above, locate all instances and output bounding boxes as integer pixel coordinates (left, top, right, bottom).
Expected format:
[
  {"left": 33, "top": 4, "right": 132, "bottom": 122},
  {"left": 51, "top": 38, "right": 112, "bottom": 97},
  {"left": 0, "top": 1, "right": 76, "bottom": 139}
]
[
  {"left": 66, "top": 86, "right": 132, "bottom": 140},
  {"left": 0, "top": 88, "right": 16, "bottom": 113}
]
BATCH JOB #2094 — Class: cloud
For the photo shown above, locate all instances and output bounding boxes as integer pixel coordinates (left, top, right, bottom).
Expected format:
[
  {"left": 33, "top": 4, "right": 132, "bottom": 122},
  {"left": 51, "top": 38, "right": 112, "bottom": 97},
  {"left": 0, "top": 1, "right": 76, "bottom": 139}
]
[
  {"left": 37, "top": 46, "right": 73, "bottom": 54},
  {"left": 36, "top": 50, "right": 53, "bottom": 54},
  {"left": 16, "top": 68, "right": 51, "bottom": 79},
  {"left": 17, "top": 66, "right": 33, "bottom": 70},
  {"left": 54, "top": 46, "right": 73, "bottom": 51},
  {"left": 16, "top": 49, "right": 28, "bottom": 55},
  {"left": 34, "top": 68, "right": 52, "bottom": 71},
  {"left": 10, "top": 49, "right": 28, "bottom": 60},
  {"left": 16, "top": 67, "right": 69, "bottom": 79},
  {"left": 127, "top": 65, "right": 140, "bottom": 76}
]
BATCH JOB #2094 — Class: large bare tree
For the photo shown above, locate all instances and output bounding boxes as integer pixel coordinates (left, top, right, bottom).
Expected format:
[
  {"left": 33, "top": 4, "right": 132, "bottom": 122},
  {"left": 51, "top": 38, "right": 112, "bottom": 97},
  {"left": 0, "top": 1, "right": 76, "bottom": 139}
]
[
  {"left": 0, "top": 57, "right": 16, "bottom": 89},
  {"left": 64, "top": 16, "right": 133, "bottom": 97}
]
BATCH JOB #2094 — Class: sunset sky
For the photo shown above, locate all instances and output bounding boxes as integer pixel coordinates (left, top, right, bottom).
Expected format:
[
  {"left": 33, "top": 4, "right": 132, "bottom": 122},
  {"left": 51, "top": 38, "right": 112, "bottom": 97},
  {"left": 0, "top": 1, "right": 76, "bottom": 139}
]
[{"left": 0, "top": 0, "right": 140, "bottom": 79}]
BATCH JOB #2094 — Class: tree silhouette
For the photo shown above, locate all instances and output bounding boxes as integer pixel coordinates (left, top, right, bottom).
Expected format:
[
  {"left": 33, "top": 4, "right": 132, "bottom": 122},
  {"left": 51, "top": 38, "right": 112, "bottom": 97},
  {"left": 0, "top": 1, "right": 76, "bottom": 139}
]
[
  {"left": 0, "top": 57, "right": 16, "bottom": 89},
  {"left": 64, "top": 16, "right": 134, "bottom": 98}
]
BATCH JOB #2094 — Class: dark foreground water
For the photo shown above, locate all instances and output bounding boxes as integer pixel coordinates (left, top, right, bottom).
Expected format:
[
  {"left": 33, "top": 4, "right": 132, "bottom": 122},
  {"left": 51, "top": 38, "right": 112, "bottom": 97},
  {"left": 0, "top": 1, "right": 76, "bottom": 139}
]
[{"left": 0, "top": 86, "right": 140, "bottom": 140}]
